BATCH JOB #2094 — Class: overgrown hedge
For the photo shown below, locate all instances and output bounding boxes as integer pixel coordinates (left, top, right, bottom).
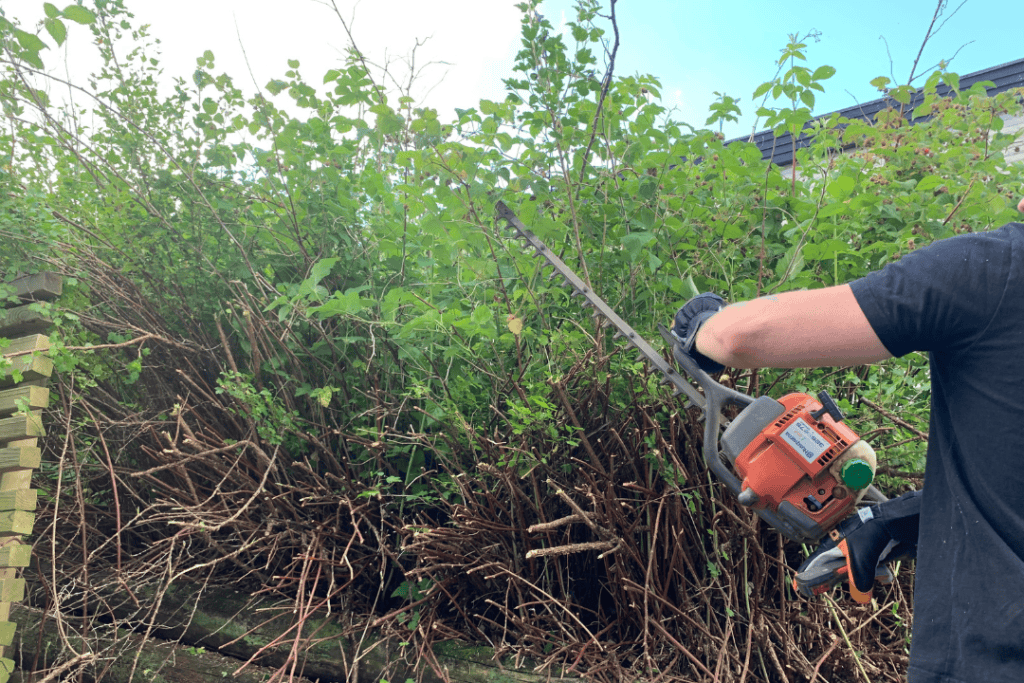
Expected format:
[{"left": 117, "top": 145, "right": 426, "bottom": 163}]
[{"left": 1, "top": 1, "right": 1022, "bottom": 681}]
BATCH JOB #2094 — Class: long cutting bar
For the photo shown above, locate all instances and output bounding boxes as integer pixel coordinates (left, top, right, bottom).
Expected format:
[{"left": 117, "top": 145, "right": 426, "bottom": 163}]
[{"left": 495, "top": 201, "right": 706, "bottom": 410}]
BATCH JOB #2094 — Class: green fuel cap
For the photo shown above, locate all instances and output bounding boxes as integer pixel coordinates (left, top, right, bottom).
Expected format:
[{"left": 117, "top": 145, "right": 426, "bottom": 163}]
[{"left": 840, "top": 459, "right": 874, "bottom": 490}]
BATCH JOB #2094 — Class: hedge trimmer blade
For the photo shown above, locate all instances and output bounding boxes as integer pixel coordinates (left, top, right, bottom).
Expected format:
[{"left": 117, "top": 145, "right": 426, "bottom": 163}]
[{"left": 495, "top": 201, "right": 705, "bottom": 410}]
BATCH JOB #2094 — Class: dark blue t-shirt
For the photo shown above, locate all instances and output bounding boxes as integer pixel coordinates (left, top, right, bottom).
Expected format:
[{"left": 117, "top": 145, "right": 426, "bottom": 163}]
[{"left": 850, "top": 222, "right": 1024, "bottom": 683}]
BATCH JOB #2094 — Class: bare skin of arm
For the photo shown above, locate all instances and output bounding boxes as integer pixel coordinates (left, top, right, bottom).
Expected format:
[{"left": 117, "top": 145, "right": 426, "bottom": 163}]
[
  {"left": 694, "top": 284, "right": 892, "bottom": 369},
  {"left": 695, "top": 197, "right": 1024, "bottom": 369}
]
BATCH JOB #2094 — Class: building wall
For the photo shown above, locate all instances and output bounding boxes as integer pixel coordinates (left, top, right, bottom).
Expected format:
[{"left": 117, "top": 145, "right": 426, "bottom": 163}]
[
  {"left": 787, "top": 111, "right": 1024, "bottom": 182},
  {"left": 1001, "top": 112, "right": 1024, "bottom": 167}
]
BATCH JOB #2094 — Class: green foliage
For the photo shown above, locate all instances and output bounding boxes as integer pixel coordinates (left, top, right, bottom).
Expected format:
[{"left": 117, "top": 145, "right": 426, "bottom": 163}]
[
  {"left": 1, "top": 0, "right": 1021, "bottom": 496},
  {"left": 3, "top": 6, "right": 1020, "bottom": 679},
  {"left": 706, "top": 91, "right": 742, "bottom": 132},
  {"left": 0, "top": 2, "right": 96, "bottom": 68},
  {"left": 215, "top": 371, "right": 300, "bottom": 447},
  {"left": 754, "top": 32, "right": 836, "bottom": 139}
]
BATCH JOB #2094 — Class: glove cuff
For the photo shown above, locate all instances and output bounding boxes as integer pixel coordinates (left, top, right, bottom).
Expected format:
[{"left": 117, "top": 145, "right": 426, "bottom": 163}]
[{"left": 683, "top": 310, "right": 725, "bottom": 375}]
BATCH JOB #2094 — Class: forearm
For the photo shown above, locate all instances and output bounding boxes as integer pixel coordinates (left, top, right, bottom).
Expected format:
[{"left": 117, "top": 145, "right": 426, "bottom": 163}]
[{"left": 694, "top": 285, "right": 892, "bottom": 369}]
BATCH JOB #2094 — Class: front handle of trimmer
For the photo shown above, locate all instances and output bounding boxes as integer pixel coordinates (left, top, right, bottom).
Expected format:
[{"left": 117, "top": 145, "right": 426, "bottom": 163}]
[
  {"left": 658, "top": 324, "right": 751, "bottom": 495},
  {"left": 660, "top": 325, "right": 815, "bottom": 540}
]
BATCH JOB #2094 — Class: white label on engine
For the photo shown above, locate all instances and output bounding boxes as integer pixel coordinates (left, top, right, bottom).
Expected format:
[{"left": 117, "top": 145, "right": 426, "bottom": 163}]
[{"left": 780, "top": 419, "right": 830, "bottom": 463}]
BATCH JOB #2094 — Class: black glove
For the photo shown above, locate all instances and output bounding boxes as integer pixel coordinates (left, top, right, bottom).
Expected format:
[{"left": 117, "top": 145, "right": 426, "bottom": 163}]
[
  {"left": 795, "top": 489, "right": 921, "bottom": 602},
  {"left": 672, "top": 293, "right": 726, "bottom": 374}
]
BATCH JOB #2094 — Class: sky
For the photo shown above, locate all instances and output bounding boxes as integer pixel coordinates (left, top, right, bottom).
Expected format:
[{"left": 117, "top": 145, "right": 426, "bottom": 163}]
[{"left": 2, "top": 0, "right": 1021, "bottom": 139}]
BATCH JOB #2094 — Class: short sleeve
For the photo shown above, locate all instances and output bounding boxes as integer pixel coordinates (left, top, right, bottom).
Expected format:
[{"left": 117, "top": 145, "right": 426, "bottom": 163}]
[{"left": 849, "top": 229, "right": 1014, "bottom": 358}]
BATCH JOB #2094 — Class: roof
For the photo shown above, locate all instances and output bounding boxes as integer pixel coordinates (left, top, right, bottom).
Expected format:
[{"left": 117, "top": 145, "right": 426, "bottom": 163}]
[{"left": 729, "top": 57, "right": 1024, "bottom": 167}]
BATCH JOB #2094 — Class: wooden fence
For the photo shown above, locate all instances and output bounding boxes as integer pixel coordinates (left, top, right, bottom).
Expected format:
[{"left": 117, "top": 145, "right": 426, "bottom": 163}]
[{"left": 0, "top": 273, "right": 60, "bottom": 682}]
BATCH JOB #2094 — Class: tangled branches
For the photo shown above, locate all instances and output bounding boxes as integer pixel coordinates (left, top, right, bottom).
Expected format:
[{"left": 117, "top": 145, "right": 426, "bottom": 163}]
[
  {"left": 18, "top": 242, "right": 921, "bottom": 683},
  {"left": 388, "top": 372, "right": 915, "bottom": 682}
]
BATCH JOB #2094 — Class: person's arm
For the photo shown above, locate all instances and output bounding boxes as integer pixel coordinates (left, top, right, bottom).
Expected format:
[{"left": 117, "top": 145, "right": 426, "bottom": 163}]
[{"left": 695, "top": 284, "right": 892, "bottom": 369}]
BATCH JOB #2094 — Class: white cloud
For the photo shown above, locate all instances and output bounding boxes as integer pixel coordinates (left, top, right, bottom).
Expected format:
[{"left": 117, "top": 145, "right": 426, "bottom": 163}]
[{"left": 5, "top": 0, "right": 528, "bottom": 120}]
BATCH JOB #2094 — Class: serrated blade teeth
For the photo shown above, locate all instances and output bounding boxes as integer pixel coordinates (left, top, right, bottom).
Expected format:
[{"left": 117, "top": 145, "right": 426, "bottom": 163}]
[
  {"left": 581, "top": 300, "right": 593, "bottom": 308},
  {"left": 659, "top": 376, "right": 672, "bottom": 386}
]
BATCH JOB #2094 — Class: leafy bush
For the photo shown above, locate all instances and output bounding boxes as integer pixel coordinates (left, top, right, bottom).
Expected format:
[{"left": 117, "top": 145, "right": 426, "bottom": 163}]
[{"left": 1, "top": 1, "right": 1022, "bottom": 681}]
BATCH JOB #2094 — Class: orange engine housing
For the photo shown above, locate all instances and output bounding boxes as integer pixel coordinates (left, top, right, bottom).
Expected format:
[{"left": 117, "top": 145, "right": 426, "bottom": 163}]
[{"left": 731, "top": 392, "right": 861, "bottom": 534}]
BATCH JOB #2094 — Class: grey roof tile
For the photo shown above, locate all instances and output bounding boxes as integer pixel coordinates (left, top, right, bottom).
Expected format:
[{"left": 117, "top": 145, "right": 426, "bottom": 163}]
[{"left": 729, "top": 57, "right": 1024, "bottom": 166}]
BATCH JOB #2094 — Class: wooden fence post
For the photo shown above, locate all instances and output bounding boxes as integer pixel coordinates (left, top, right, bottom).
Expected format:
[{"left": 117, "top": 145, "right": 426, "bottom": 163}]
[{"left": 0, "top": 273, "right": 61, "bottom": 683}]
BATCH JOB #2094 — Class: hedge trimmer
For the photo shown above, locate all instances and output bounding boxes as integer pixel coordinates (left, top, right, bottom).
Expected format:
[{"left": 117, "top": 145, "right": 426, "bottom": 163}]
[{"left": 495, "top": 201, "right": 886, "bottom": 547}]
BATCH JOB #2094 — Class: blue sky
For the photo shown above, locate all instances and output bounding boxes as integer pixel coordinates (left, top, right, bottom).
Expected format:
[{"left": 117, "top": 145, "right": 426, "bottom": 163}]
[
  {"left": 4, "top": 0, "right": 1020, "bottom": 140},
  {"left": 535, "top": 0, "right": 1021, "bottom": 138}
]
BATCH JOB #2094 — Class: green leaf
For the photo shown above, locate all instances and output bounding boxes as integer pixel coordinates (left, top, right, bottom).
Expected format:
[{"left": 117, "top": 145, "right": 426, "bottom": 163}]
[
  {"left": 722, "top": 223, "right": 745, "bottom": 240},
  {"left": 916, "top": 175, "right": 944, "bottom": 192},
  {"left": 311, "top": 290, "right": 368, "bottom": 317},
  {"left": 61, "top": 5, "right": 97, "bottom": 24},
  {"left": 288, "top": 59, "right": 300, "bottom": 69},
  {"left": 826, "top": 175, "right": 855, "bottom": 198},
  {"left": 812, "top": 65, "right": 836, "bottom": 81},
  {"left": 637, "top": 177, "right": 658, "bottom": 200},
  {"left": 805, "top": 239, "right": 851, "bottom": 260},
  {"left": 376, "top": 111, "right": 404, "bottom": 136},
  {"left": 43, "top": 3, "right": 60, "bottom": 18},
  {"left": 44, "top": 18, "right": 67, "bottom": 46},
  {"left": 14, "top": 30, "right": 47, "bottom": 53},
  {"left": 470, "top": 305, "right": 492, "bottom": 326},
  {"left": 913, "top": 102, "right": 934, "bottom": 118},
  {"left": 398, "top": 309, "right": 441, "bottom": 338},
  {"left": 817, "top": 202, "right": 850, "bottom": 219},
  {"left": 752, "top": 81, "right": 773, "bottom": 99},
  {"left": 309, "top": 257, "right": 339, "bottom": 285},
  {"left": 776, "top": 244, "right": 805, "bottom": 280},
  {"left": 407, "top": 611, "right": 421, "bottom": 630},
  {"left": 890, "top": 85, "right": 914, "bottom": 105},
  {"left": 621, "top": 232, "right": 654, "bottom": 263}
]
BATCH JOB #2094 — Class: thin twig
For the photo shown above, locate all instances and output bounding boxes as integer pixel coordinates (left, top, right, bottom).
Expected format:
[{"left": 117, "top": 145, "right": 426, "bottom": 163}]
[{"left": 575, "top": 0, "right": 619, "bottom": 190}]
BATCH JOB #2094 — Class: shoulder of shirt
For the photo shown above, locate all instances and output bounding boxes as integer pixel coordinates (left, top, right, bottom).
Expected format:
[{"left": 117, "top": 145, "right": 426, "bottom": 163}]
[
  {"left": 920, "top": 222, "right": 1024, "bottom": 253},
  {"left": 972, "top": 222, "right": 1024, "bottom": 241},
  {"left": 998, "top": 222, "right": 1024, "bottom": 238}
]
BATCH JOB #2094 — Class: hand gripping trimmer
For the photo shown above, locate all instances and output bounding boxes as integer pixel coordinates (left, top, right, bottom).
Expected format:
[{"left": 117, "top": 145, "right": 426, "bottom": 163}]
[{"left": 495, "top": 201, "right": 887, "bottom": 546}]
